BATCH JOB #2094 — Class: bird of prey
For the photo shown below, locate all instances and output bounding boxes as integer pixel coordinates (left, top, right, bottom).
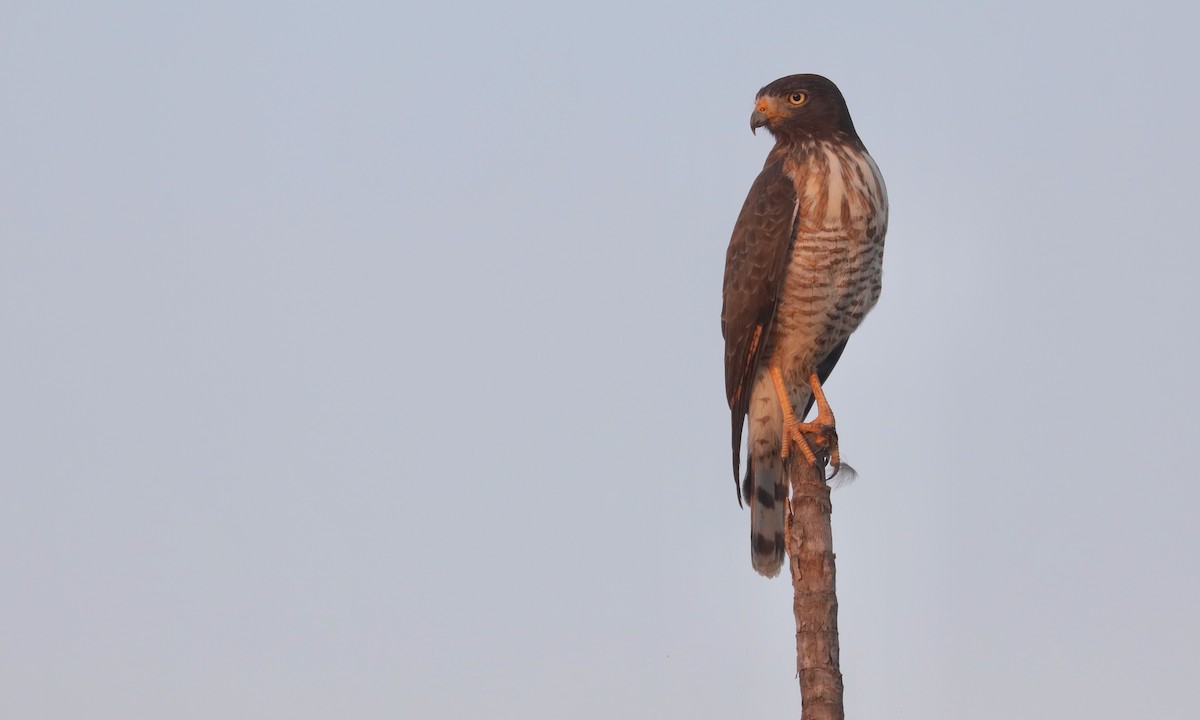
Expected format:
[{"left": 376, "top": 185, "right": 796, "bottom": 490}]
[{"left": 722, "top": 74, "right": 888, "bottom": 577}]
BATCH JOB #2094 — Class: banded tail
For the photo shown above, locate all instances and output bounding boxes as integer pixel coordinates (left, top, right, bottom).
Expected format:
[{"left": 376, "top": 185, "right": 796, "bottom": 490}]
[{"left": 744, "top": 371, "right": 811, "bottom": 576}]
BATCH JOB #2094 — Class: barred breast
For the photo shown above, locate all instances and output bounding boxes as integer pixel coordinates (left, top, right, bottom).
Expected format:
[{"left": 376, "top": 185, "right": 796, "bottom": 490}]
[{"left": 770, "top": 140, "right": 888, "bottom": 395}]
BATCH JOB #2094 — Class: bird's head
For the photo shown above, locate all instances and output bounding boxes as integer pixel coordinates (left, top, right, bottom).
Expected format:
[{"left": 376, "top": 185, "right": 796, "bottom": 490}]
[{"left": 750, "top": 74, "right": 859, "bottom": 142}]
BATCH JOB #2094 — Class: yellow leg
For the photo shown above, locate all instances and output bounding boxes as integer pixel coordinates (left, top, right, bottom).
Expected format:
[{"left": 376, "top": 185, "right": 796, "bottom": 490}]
[
  {"left": 807, "top": 372, "right": 834, "bottom": 426},
  {"left": 770, "top": 367, "right": 841, "bottom": 470},
  {"left": 804, "top": 371, "right": 841, "bottom": 471},
  {"left": 770, "top": 366, "right": 818, "bottom": 465}
]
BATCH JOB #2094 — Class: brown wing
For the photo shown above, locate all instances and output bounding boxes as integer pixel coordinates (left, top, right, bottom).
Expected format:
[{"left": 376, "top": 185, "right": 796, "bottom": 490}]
[{"left": 722, "top": 156, "right": 799, "bottom": 503}]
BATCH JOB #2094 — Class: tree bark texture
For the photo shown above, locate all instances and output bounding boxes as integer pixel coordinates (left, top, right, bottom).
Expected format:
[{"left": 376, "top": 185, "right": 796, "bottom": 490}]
[{"left": 787, "top": 449, "right": 843, "bottom": 720}]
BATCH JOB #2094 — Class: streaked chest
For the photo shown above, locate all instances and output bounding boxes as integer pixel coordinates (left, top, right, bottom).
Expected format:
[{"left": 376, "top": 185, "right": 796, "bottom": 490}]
[
  {"left": 769, "top": 140, "right": 888, "bottom": 365},
  {"left": 785, "top": 140, "right": 888, "bottom": 238}
]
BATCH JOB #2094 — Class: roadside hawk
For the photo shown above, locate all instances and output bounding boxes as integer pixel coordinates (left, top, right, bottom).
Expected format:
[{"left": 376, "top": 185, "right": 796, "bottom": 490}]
[{"left": 722, "top": 74, "right": 888, "bottom": 577}]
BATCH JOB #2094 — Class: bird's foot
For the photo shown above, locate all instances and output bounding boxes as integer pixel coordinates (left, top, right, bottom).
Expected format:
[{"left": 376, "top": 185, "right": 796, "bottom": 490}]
[
  {"left": 771, "top": 366, "right": 845, "bottom": 477},
  {"left": 780, "top": 418, "right": 839, "bottom": 470}
]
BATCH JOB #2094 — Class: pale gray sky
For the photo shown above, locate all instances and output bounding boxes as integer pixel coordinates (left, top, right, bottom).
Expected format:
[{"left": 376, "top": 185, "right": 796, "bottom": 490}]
[{"left": 3, "top": 2, "right": 1199, "bottom": 718}]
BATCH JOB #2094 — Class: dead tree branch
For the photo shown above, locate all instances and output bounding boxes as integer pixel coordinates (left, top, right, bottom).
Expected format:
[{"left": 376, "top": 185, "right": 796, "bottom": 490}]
[{"left": 787, "top": 441, "right": 843, "bottom": 720}]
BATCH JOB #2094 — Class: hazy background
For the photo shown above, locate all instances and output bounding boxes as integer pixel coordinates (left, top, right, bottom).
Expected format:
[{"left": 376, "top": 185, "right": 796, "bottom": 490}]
[{"left": 3, "top": 2, "right": 1198, "bottom": 718}]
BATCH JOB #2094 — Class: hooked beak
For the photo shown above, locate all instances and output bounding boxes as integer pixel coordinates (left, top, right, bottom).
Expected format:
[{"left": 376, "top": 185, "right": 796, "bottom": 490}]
[
  {"left": 750, "top": 109, "right": 770, "bottom": 134},
  {"left": 750, "top": 98, "right": 774, "bottom": 135}
]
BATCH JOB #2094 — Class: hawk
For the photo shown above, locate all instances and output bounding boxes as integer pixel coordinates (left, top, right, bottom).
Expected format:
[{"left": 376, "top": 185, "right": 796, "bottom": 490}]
[{"left": 722, "top": 74, "right": 888, "bottom": 577}]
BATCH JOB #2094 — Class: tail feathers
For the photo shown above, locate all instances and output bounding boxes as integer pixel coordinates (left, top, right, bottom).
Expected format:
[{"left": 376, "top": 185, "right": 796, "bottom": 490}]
[
  {"left": 744, "top": 368, "right": 809, "bottom": 577},
  {"left": 748, "top": 452, "right": 787, "bottom": 577}
]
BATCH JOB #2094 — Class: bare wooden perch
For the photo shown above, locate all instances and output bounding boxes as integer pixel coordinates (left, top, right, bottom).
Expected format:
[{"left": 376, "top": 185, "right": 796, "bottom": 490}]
[{"left": 787, "top": 437, "right": 843, "bottom": 720}]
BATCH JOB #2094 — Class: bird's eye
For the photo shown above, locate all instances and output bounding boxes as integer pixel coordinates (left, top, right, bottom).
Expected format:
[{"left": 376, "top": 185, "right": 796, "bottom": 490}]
[{"left": 787, "top": 92, "right": 807, "bottom": 106}]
